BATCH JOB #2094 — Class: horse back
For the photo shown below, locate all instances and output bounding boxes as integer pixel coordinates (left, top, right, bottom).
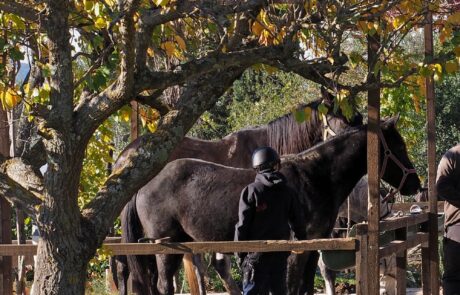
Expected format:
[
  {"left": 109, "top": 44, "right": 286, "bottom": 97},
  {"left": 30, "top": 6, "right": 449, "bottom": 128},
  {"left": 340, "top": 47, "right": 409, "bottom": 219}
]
[{"left": 135, "top": 159, "right": 256, "bottom": 242}]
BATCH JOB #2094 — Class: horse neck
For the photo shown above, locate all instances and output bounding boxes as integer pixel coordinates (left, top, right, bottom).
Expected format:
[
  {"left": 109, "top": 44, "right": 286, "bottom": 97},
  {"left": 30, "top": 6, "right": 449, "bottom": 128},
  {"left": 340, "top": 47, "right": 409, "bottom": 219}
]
[
  {"left": 168, "top": 127, "right": 268, "bottom": 168},
  {"left": 295, "top": 127, "right": 368, "bottom": 207}
]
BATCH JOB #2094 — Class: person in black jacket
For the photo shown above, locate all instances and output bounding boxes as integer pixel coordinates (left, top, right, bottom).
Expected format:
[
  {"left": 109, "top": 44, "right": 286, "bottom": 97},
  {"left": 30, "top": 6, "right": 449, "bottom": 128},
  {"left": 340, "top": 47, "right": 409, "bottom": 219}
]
[
  {"left": 234, "top": 146, "right": 307, "bottom": 295},
  {"left": 437, "top": 144, "right": 460, "bottom": 295}
]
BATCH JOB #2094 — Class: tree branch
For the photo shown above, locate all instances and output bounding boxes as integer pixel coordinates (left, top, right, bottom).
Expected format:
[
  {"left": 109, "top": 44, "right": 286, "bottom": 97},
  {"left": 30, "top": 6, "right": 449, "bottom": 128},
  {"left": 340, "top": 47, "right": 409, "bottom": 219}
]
[
  {"left": 135, "top": 90, "right": 171, "bottom": 115},
  {"left": 0, "top": 157, "right": 43, "bottom": 218},
  {"left": 0, "top": 1, "right": 45, "bottom": 24},
  {"left": 135, "top": 45, "right": 285, "bottom": 92},
  {"left": 0, "top": 157, "right": 44, "bottom": 197},
  {"left": 45, "top": 0, "right": 74, "bottom": 130},
  {"left": 75, "top": 45, "right": 286, "bottom": 142}
]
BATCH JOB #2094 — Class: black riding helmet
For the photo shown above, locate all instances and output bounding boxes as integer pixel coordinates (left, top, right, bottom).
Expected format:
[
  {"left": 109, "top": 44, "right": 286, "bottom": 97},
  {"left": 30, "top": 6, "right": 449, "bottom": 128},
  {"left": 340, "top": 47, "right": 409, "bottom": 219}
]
[{"left": 252, "top": 146, "right": 280, "bottom": 171}]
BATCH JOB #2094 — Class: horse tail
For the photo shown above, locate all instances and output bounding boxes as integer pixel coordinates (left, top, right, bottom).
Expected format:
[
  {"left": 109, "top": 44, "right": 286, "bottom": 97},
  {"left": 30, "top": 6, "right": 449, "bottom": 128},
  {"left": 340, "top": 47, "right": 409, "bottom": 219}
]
[{"left": 122, "top": 194, "right": 158, "bottom": 295}]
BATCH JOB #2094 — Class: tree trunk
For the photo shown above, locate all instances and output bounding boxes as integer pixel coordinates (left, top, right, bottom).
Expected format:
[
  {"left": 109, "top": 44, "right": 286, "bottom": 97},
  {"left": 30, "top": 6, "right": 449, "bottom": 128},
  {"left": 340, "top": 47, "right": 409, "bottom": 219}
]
[
  {"left": 31, "top": 239, "right": 90, "bottom": 295},
  {"left": 30, "top": 142, "right": 93, "bottom": 295}
]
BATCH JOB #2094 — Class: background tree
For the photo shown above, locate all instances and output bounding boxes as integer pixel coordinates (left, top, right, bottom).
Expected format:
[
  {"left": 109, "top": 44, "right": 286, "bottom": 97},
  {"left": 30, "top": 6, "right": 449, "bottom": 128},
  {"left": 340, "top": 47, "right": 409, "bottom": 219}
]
[{"left": 0, "top": 1, "right": 459, "bottom": 294}]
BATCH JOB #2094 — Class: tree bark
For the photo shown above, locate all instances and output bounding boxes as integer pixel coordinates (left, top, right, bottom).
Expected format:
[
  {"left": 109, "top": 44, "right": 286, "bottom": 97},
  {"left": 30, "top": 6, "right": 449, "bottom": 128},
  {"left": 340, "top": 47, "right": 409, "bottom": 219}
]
[{"left": 31, "top": 239, "right": 90, "bottom": 295}]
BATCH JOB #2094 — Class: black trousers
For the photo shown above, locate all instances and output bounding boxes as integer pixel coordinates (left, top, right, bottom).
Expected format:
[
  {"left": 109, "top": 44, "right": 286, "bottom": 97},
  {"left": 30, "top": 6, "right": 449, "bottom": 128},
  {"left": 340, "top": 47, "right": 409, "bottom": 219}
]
[
  {"left": 443, "top": 237, "right": 460, "bottom": 295},
  {"left": 242, "top": 252, "right": 289, "bottom": 295}
]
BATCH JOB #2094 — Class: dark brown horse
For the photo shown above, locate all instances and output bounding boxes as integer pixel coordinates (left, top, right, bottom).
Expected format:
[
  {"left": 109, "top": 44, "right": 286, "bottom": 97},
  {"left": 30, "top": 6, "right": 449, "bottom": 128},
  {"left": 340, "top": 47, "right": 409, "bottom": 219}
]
[
  {"left": 112, "top": 91, "right": 362, "bottom": 295},
  {"left": 122, "top": 117, "right": 420, "bottom": 295}
]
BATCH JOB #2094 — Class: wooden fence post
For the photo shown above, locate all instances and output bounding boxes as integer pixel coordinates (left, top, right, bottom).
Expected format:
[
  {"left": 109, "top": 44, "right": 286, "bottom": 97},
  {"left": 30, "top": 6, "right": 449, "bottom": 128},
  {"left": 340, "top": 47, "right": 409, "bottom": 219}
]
[
  {"left": 395, "top": 227, "right": 407, "bottom": 295},
  {"left": 423, "top": 4, "right": 440, "bottom": 295},
  {"left": 367, "top": 30, "right": 381, "bottom": 295},
  {"left": 0, "top": 107, "right": 13, "bottom": 295},
  {"left": 355, "top": 223, "right": 369, "bottom": 295}
]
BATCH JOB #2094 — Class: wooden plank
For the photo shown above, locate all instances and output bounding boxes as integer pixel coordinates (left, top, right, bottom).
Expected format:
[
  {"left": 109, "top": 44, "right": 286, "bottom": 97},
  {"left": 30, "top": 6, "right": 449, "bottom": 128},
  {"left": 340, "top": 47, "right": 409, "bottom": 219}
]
[
  {"left": 391, "top": 202, "right": 444, "bottom": 213},
  {"left": 0, "top": 239, "right": 358, "bottom": 256},
  {"left": 395, "top": 227, "right": 407, "bottom": 295},
  {"left": 380, "top": 213, "right": 429, "bottom": 232},
  {"left": 367, "top": 31, "right": 381, "bottom": 295},
  {"left": 379, "top": 233, "right": 428, "bottom": 258},
  {"left": 424, "top": 7, "right": 439, "bottom": 295}
]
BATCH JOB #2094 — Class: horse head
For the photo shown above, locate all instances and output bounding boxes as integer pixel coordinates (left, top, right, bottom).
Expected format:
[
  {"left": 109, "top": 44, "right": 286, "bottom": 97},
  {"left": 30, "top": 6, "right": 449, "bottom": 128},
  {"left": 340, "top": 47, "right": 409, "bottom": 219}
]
[{"left": 379, "top": 115, "right": 421, "bottom": 195}]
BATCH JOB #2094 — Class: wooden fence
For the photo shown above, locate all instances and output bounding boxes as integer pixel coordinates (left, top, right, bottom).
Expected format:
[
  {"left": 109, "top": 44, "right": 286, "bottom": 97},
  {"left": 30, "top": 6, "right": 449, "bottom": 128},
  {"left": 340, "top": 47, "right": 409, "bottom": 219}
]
[{"left": 0, "top": 203, "right": 441, "bottom": 295}]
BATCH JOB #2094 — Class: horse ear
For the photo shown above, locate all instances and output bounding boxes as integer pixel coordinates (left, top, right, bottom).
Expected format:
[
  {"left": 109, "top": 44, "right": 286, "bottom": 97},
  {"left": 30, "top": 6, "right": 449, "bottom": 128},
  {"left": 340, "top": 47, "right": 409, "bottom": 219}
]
[{"left": 381, "top": 114, "right": 400, "bottom": 128}]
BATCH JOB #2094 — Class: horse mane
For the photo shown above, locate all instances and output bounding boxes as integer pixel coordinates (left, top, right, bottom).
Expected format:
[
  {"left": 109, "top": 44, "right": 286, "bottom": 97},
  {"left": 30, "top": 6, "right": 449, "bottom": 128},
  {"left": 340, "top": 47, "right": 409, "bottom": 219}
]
[
  {"left": 281, "top": 125, "right": 364, "bottom": 164},
  {"left": 267, "top": 100, "right": 324, "bottom": 155}
]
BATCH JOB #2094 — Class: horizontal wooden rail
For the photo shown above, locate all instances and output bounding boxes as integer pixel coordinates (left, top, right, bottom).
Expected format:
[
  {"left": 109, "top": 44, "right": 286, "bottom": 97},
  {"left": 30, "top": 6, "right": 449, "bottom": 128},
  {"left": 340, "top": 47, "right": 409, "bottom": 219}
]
[
  {"left": 379, "top": 233, "right": 428, "bottom": 258},
  {"left": 391, "top": 201, "right": 444, "bottom": 212},
  {"left": 8, "top": 237, "right": 122, "bottom": 245},
  {"left": 105, "top": 238, "right": 358, "bottom": 255},
  {"left": 380, "top": 213, "right": 429, "bottom": 232},
  {"left": 0, "top": 238, "right": 358, "bottom": 256}
]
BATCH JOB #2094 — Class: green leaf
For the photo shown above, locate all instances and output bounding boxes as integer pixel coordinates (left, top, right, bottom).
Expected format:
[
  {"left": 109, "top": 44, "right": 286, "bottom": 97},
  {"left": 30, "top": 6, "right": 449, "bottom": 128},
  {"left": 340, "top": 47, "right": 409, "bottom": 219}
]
[
  {"left": 92, "top": 72, "right": 107, "bottom": 89},
  {"left": 0, "top": 38, "right": 6, "bottom": 51},
  {"left": 294, "top": 109, "right": 305, "bottom": 123},
  {"left": 10, "top": 14, "right": 26, "bottom": 30},
  {"left": 318, "top": 103, "right": 328, "bottom": 115},
  {"left": 9, "top": 47, "right": 24, "bottom": 61}
]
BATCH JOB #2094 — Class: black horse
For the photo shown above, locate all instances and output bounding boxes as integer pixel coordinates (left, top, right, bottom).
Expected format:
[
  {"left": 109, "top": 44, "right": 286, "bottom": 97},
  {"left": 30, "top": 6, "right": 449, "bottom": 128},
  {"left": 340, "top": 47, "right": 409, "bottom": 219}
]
[
  {"left": 112, "top": 90, "right": 363, "bottom": 295},
  {"left": 122, "top": 116, "right": 420, "bottom": 295}
]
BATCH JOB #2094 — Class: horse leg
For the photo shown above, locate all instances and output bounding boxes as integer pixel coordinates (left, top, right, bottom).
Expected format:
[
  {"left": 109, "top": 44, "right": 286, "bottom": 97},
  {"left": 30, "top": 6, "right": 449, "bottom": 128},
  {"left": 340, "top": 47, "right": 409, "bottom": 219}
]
[
  {"left": 211, "top": 253, "right": 240, "bottom": 295},
  {"left": 113, "top": 255, "right": 129, "bottom": 295},
  {"left": 156, "top": 254, "right": 183, "bottom": 295},
  {"left": 191, "top": 254, "right": 208, "bottom": 295},
  {"left": 299, "top": 250, "right": 320, "bottom": 295},
  {"left": 286, "top": 251, "right": 312, "bottom": 295},
  {"left": 318, "top": 253, "right": 336, "bottom": 295}
]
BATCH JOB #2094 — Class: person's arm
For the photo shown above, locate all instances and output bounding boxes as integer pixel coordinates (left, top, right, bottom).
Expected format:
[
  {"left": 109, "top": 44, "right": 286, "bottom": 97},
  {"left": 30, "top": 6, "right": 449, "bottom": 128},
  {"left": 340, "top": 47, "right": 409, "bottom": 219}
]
[
  {"left": 235, "top": 187, "right": 255, "bottom": 241},
  {"left": 436, "top": 154, "right": 460, "bottom": 207},
  {"left": 234, "top": 187, "right": 255, "bottom": 265}
]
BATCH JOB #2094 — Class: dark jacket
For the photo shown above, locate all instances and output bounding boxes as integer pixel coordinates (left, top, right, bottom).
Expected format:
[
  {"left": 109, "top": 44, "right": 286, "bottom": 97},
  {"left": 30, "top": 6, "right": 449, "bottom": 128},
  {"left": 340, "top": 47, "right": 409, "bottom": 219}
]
[
  {"left": 436, "top": 145, "right": 460, "bottom": 229},
  {"left": 234, "top": 170, "right": 307, "bottom": 243}
]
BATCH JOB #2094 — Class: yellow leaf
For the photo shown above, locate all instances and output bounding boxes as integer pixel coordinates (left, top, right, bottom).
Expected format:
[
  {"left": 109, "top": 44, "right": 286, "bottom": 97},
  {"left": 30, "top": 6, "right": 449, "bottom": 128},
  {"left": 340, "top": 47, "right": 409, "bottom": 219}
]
[
  {"left": 357, "top": 21, "right": 368, "bottom": 33},
  {"left": 433, "top": 63, "right": 442, "bottom": 74},
  {"left": 154, "top": 0, "right": 170, "bottom": 7},
  {"left": 251, "top": 21, "right": 264, "bottom": 36},
  {"left": 84, "top": 0, "right": 94, "bottom": 11},
  {"left": 259, "top": 10, "right": 269, "bottom": 26},
  {"left": 102, "top": 134, "right": 111, "bottom": 143},
  {"left": 455, "top": 46, "right": 460, "bottom": 57},
  {"left": 447, "top": 12, "right": 460, "bottom": 25},
  {"left": 147, "top": 122, "right": 157, "bottom": 133},
  {"left": 174, "top": 35, "right": 186, "bottom": 51},
  {"left": 121, "top": 110, "right": 130, "bottom": 122},
  {"left": 445, "top": 61, "right": 458, "bottom": 73},
  {"left": 1, "top": 88, "right": 21, "bottom": 110},
  {"left": 337, "top": 89, "right": 349, "bottom": 102},
  {"left": 161, "top": 41, "right": 176, "bottom": 57},
  {"left": 94, "top": 17, "right": 106, "bottom": 29},
  {"left": 147, "top": 47, "right": 155, "bottom": 57},
  {"left": 10, "top": 14, "right": 26, "bottom": 30}
]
